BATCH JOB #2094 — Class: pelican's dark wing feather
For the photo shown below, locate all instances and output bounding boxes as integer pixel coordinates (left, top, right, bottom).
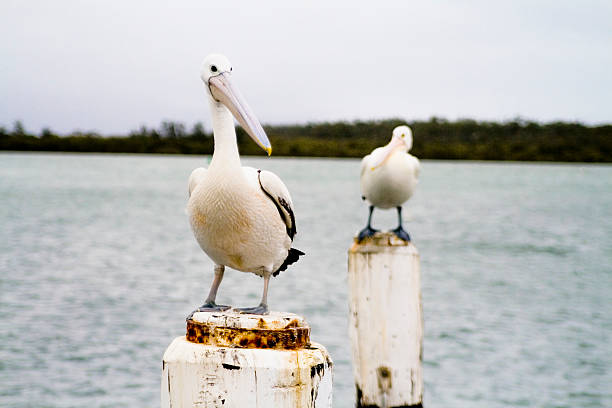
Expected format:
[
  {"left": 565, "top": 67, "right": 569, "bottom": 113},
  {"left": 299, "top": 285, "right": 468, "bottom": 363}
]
[{"left": 257, "top": 169, "right": 297, "bottom": 240}]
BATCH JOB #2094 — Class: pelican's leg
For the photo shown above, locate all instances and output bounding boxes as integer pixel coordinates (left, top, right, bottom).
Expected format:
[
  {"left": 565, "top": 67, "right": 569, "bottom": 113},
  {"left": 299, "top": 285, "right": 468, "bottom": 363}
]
[
  {"left": 357, "top": 205, "right": 379, "bottom": 242},
  {"left": 391, "top": 206, "right": 411, "bottom": 242},
  {"left": 235, "top": 273, "right": 270, "bottom": 315},
  {"left": 187, "top": 264, "right": 231, "bottom": 320}
]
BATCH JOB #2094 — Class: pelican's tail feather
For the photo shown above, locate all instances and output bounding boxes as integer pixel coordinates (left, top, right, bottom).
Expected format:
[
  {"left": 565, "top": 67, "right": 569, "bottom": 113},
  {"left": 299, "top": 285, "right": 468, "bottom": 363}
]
[{"left": 273, "top": 248, "right": 304, "bottom": 277}]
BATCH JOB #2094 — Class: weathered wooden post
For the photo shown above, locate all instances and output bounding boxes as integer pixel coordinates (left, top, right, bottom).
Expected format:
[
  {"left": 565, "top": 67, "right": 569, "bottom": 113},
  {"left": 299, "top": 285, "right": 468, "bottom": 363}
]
[
  {"left": 161, "top": 310, "right": 333, "bottom": 407},
  {"left": 348, "top": 231, "right": 424, "bottom": 408}
]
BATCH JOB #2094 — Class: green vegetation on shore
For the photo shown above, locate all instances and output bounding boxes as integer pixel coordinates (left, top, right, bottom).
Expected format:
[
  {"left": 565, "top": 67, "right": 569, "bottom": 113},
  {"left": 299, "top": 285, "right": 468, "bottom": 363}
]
[{"left": 1, "top": 118, "right": 610, "bottom": 162}]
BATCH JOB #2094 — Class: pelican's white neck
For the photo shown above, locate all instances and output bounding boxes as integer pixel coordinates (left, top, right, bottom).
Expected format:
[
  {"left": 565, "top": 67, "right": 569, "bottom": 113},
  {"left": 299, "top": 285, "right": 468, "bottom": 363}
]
[{"left": 209, "top": 100, "right": 241, "bottom": 171}]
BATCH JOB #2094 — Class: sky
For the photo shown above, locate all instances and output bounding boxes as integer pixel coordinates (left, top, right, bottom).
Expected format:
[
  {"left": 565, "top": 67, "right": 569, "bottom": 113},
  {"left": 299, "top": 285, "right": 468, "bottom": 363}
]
[{"left": 1, "top": 0, "right": 611, "bottom": 134}]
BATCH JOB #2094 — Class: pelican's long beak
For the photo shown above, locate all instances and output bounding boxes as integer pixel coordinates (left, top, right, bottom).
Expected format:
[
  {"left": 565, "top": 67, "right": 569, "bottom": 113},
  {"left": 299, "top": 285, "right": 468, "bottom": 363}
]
[
  {"left": 370, "top": 138, "right": 404, "bottom": 170},
  {"left": 209, "top": 72, "right": 272, "bottom": 155}
]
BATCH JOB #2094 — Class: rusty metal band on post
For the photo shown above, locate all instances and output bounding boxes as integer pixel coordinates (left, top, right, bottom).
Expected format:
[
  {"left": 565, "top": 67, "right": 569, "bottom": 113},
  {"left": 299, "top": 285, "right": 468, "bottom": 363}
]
[{"left": 186, "top": 318, "right": 311, "bottom": 350}]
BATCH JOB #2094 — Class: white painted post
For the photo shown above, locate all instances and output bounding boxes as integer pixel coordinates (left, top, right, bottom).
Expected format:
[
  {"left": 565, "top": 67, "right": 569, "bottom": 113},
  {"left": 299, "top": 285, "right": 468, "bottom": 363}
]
[
  {"left": 161, "top": 310, "right": 333, "bottom": 408},
  {"left": 348, "top": 232, "right": 424, "bottom": 408}
]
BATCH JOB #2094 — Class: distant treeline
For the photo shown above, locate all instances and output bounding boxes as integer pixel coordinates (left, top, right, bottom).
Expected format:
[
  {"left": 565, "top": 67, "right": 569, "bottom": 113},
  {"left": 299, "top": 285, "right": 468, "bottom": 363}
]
[{"left": 1, "top": 118, "right": 611, "bottom": 162}]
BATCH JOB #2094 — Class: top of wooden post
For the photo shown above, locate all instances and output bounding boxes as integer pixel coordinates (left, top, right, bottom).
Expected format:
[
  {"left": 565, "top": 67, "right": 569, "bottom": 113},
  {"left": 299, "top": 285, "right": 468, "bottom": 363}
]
[
  {"left": 186, "top": 310, "right": 311, "bottom": 350},
  {"left": 349, "top": 231, "right": 418, "bottom": 254}
]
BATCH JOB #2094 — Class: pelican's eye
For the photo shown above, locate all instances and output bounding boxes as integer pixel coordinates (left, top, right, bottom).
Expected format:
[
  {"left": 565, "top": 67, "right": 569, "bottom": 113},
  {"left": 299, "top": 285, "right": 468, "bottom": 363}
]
[
  {"left": 230, "top": 67, "right": 233, "bottom": 72},
  {"left": 211, "top": 65, "right": 218, "bottom": 73},
  {"left": 401, "top": 134, "right": 405, "bottom": 138}
]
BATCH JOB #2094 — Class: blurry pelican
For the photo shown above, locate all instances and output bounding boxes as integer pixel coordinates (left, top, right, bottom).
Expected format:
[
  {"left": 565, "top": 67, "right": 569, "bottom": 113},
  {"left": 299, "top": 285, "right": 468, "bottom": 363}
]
[
  {"left": 358, "top": 125, "right": 420, "bottom": 242},
  {"left": 187, "top": 54, "right": 303, "bottom": 316}
]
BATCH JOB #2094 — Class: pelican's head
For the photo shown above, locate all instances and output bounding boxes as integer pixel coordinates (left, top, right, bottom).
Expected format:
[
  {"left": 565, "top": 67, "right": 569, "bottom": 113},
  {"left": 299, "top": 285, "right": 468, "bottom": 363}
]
[
  {"left": 200, "top": 54, "right": 272, "bottom": 156},
  {"left": 370, "top": 125, "right": 413, "bottom": 170},
  {"left": 200, "top": 53, "right": 233, "bottom": 82},
  {"left": 392, "top": 125, "right": 413, "bottom": 151}
]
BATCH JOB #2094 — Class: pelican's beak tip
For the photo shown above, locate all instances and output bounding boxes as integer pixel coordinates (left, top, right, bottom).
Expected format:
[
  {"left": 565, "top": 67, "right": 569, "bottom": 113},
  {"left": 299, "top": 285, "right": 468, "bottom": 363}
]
[{"left": 266, "top": 147, "right": 272, "bottom": 156}]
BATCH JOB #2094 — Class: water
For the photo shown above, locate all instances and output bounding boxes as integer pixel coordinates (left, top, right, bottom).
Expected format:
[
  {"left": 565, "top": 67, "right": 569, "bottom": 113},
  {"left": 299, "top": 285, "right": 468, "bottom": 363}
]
[{"left": 1, "top": 152, "right": 610, "bottom": 408}]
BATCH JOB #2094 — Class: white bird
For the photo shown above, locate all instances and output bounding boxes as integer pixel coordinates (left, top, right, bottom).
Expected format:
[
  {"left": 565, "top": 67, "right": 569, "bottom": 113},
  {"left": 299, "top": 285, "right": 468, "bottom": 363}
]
[
  {"left": 358, "top": 125, "right": 420, "bottom": 242},
  {"left": 186, "top": 54, "right": 303, "bottom": 315}
]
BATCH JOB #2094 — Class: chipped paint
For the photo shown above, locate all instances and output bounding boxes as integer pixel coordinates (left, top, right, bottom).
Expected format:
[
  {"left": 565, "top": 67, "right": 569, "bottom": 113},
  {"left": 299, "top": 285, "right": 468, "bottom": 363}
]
[{"left": 162, "top": 336, "right": 333, "bottom": 407}]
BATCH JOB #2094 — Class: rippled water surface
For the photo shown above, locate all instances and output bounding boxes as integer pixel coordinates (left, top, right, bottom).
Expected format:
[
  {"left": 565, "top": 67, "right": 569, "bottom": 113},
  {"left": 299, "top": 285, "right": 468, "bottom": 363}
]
[{"left": 1, "top": 153, "right": 611, "bottom": 407}]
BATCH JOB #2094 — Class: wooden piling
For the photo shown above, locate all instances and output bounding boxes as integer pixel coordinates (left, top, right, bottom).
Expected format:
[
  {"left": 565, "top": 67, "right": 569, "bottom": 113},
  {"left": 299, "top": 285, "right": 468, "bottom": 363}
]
[
  {"left": 348, "top": 232, "right": 424, "bottom": 407},
  {"left": 161, "top": 310, "right": 333, "bottom": 407}
]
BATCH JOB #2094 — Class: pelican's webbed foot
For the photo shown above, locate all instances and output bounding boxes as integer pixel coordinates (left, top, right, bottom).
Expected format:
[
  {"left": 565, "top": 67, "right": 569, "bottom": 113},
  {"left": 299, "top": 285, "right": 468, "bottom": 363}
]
[
  {"left": 234, "top": 303, "right": 269, "bottom": 315},
  {"left": 187, "top": 301, "right": 231, "bottom": 320},
  {"left": 357, "top": 226, "right": 379, "bottom": 243},
  {"left": 391, "top": 225, "right": 411, "bottom": 242},
  {"left": 358, "top": 205, "right": 378, "bottom": 243}
]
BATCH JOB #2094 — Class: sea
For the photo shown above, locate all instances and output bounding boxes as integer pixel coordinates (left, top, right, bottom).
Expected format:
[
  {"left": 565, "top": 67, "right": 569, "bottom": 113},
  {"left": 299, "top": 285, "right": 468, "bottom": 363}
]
[{"left": 1, "top": 152, "right": 610, "bottom": 407}]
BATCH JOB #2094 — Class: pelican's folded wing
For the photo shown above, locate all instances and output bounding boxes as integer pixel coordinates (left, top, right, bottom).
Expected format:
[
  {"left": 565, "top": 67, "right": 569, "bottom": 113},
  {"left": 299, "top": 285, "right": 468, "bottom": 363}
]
[{"left": 257, "top": 169, "right": 297, "bottom": 240}]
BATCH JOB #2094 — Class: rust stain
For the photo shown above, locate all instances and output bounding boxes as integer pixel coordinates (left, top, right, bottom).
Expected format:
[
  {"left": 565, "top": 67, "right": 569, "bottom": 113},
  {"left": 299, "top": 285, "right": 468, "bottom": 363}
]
[
  {"left": 378, "top": 366, "right": 391, "bottom": 379},
  {"left": 349, "top": 231, "right": 411, "bottom": 252},
  {"left": 284, "top": 319, "right": 299, "bottom": 329},
  {"left": 377, "top": 365, "right": 393, "bottom": 395},
  {"left": 186, "top": 319, "right": 310, "bottom": 350},
  {"left": 349, "top": 241, "right": 360, "bottom": 253}
]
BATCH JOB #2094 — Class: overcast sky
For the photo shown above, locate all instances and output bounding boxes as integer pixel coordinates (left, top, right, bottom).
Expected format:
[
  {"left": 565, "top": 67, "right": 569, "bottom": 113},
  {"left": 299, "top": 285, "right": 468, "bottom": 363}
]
[{"left": 1, "top": 0, "right": 610, "bottom": 134}]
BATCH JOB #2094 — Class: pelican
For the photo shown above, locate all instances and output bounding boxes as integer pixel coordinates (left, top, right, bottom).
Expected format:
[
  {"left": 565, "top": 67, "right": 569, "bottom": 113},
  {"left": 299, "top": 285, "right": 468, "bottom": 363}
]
[
  {"left": 358, "top": 125, "right": 420, "bottom": 242},
  {"left": 186, "top": 54, "right": 303, "bottom": 315}
]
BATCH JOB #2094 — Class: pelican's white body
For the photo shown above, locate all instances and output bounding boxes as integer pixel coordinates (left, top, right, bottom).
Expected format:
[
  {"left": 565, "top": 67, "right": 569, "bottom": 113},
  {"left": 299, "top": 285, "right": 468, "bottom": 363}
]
[
  {"left": 360, "top": 148, "right": 420, "bottom": 209},
  {"left": 187, "top": 165, "right": 291, "bottom": 276}
]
